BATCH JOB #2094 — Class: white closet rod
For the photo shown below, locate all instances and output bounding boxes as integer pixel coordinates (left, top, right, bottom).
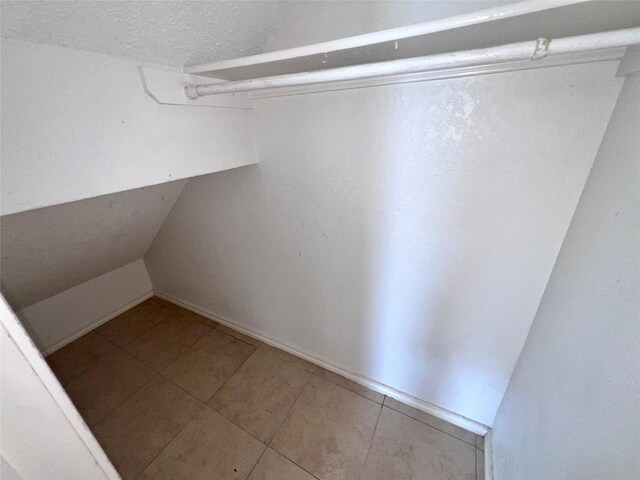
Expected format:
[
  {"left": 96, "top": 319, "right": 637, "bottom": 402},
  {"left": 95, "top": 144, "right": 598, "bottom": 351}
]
[{"left": 184, "top": 27, "right": 640, "bottom": 100}]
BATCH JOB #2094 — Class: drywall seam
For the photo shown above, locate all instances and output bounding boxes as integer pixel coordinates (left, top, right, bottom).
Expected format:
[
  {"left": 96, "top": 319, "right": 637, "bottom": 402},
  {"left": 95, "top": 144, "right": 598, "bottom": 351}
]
[
  {"left": 39, "top": 290, "right": 152, "bottom": 356},
  {"left": 154, "top": 290, "right": 490, "bottom": 436},
  {"left": 0, "top": 295, "right": 120, "bottom": 479}
]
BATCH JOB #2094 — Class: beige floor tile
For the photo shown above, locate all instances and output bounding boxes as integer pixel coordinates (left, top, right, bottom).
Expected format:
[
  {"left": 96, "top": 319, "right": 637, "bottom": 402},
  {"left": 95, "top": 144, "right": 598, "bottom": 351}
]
[
  {"left": 258, "top": 344, "right": 316, "bottom": 372},
  {"left": 209, "top": 347, "right": 311, "bottom": 442},
  {"left": 476, "top": 447, "right": 485, "bottom": 480},
  {"left": 46, "top": 331, "right": 120, "bottom": 385},
  {"left": 124, "top": 316, "right": 211, "bottom": 370},
  {"left": 248, "top": 448, "right": 316, "bottom": 480},
  {"left": 360, "top": 407, "right": 476, "bottom": 480},
  {"left": 163, "top": 329, "right": 255, "bottom": 402},
  {"left": 217, "top": 324, "right": 262, "bottom": 346},
  {"left": 383, "top": 396, "right": 477, "bottom": 446},
  {"left": 139, "top": 407, "right": 265, "bottom": 480},
  {"left": 270, "top": 376, "right": 381, "bottom": 480},
  {"left": 311, "top": 366, "right": 384, "bottom": 403},
  {"left": 148, "top": 296, "right": 174, "bottom": 307},
  {"left": 96, "top": 299, "right": 169, "bottom": 347},
  {"left": 92, "top": 376, "right": 202, "bottom": 480},
  {"left": 65, "top": 350, "right": 154, "bottom": 425},
  {"left": 156, "top": 300, "right": 219, "bottom": 328}
]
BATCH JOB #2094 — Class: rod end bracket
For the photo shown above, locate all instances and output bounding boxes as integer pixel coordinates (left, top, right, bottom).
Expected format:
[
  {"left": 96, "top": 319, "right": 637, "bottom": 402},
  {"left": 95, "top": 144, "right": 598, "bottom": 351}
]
[
  {"left": 183, "top": 83, "right": 199, "bottom": 101},
  {"left": 531, "top": 38, "right": 550, "bottom": 60}
]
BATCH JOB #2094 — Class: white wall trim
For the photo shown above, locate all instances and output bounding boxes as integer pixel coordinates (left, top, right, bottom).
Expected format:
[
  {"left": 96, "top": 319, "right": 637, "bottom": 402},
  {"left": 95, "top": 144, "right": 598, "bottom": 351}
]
[
  {"left": 154, "top": 290, "right": 490, "bottom": 436},
  {"left": 40, "top": 290, "right": 153, "bottom": 356},
  {"left": 0, "top": 295, "right": 121, "bottom": 479},
  {"left": 485, "top": 429, "right": 494, "bottom": 480}
]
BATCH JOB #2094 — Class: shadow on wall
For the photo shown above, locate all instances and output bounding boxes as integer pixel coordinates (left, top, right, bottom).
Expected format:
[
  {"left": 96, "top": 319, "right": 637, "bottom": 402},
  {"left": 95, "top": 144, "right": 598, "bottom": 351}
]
[
  {"left": 151, "top": 77, "right": 504, "bottom": 420},
  {"left": 360, "top": 78, "right": 497, "bottom": 417},
  {"left": 144, "top": 62, "right": 619, "bottom": 426}
]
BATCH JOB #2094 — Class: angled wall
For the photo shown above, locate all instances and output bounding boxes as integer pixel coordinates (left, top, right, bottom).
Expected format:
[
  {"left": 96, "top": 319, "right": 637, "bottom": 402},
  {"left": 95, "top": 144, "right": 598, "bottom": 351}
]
[
  {"left": 0, "top": 38, "right": 256, "bottom": 216},
  {"left": 145, "top": 60, "right": 622, "bottom": 427},
  {"left": 18, "top": 260, "right": 153, "bottom": 353},
  {"left": 491, "top": 73, "right": 640, "bottom": 479},
  {"left": 1, "top": 180, "right": 185, "bottom": 311},
  {"left": 1, "top": 295, "right": 117, "bottom": 479}
]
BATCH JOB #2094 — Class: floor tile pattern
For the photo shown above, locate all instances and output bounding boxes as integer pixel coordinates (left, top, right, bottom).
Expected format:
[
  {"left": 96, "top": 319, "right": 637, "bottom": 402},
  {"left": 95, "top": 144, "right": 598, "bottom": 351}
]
[{"left": 47, "top": 298, "right": 485, "bottom": 480}]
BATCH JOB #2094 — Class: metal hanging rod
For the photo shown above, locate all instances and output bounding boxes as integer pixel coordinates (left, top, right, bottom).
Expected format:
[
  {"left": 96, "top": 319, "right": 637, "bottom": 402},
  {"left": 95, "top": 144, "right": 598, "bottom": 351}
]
[{"left": 183, "top": 28, "right": 640, "bottom": 100}]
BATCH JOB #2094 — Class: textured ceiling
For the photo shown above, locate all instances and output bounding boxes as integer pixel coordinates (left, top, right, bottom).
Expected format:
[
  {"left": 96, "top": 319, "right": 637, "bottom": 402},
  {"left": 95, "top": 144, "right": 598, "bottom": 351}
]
[
  {"left": 0, "top": 1, "right": 510, "bottom": 66},
  {"left": 0, "top": 1, "right": 283, "bottom": 66},
  {"left": 1, "top": 180, "right": 187, "bottom": 310}
]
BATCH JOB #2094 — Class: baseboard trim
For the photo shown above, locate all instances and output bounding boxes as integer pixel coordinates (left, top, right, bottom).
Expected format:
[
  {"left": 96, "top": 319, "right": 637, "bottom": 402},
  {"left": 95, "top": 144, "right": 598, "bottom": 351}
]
[
  {"left": 41, "top": 290, "right": 154, "bottom": 356},
  {"left": 154, "top": 290, "right": 490, "bottom": 436}
]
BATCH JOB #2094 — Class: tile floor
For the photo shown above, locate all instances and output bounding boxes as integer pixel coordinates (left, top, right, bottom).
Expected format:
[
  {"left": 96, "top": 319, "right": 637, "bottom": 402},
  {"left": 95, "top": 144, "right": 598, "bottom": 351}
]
[{"left": 46, "top": 298, "right": 485, "bottom": 480}]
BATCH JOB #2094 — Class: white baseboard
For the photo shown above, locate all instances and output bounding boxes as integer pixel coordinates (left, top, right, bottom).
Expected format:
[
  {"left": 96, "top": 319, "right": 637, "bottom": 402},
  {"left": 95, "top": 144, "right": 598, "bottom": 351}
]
[
  {"left": 41, "top": 291, "right": 153, "bottom": 356},
  {"left": 154, "top": 290, "right": 490, "bottom": 437}
]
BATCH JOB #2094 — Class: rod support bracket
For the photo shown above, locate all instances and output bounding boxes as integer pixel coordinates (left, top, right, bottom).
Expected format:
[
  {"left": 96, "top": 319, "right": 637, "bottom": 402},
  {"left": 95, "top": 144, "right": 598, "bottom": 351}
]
[
  {"left": 183, "top": 83, "right": 199, "bottom": 101},
  {"left": 531, "top": 38, "right": 550, "bottom": 60}
]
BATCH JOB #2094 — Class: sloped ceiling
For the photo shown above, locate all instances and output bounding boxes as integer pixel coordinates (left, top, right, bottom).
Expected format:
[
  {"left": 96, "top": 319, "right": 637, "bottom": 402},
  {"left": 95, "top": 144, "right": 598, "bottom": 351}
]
[
  {"left": 0, "top": 1, "right": 510, "bottom": 66},
  {"left": 1, "top": 180, "right": 186, "bottom": 311}
]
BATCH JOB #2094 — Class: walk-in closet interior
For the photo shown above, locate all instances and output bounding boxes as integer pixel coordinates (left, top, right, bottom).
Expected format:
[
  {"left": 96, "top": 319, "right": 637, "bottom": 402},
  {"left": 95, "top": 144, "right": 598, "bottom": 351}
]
[{"left": 1, "top": 1, "right": 639, "bottom": 479}]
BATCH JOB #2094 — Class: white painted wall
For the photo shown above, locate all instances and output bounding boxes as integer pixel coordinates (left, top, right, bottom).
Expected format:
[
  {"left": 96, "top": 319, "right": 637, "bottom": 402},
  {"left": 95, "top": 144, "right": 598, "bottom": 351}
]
[
  {"left": 0, "top": 38, "right": 255, "bottom": 215},
  {"left": 146, "top": 61, "right": 622, "bottom": 426},
  {"left": 18, "top": 259, "right": 152, "bottom": 354},
  {"left": 1, "top": 179, "right": 185, "bottom": 310},
  {"left": 491, "top": 73, "right": 640, "bottom": 479},
  {"left": 0, "top": 295, "right": 119, "bottom": 479}
]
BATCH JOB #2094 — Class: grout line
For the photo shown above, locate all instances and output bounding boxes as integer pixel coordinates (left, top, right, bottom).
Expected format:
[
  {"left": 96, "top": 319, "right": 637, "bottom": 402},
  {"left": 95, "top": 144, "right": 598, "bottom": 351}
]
[
  {"left": 95, "top": 328, "right": 163, "bottom": 375},
  {"left": 93, "top": 305, "right": 257, "bottom": 408},
  {"left": 359, "top": 400, "right": 383, "bottom": 477},
  {"left": 269, "top": 448, "right": 323, "bottom": 480},
  {"left": 215, "top": 323, "right": 262, "bottom": 347},
  {"left": 201, "top": 402, "right": 267, "bottom": 445},
  {"left": 73, "top": 333, "right": 267, "bottom": 476},
  {"left": 68, "top": 301, "right": 478, "bottom": 479},
  {"left": 133, "top": 352, "right": 268, "bottom": 447},
  {"left": 383, "top": 401, "right": 478, "bottom": 449},
  {"left": 97, "top": 307, "right": 475, "bottom": 455},
  {"left": 156, "top": 293, "right": 489, "bottom": 436},
  {"left": 267, "top": 373, "right": 313, "bottom": 447},
  {"left": 89, "top": 372, "right": 158, "bottom": 429},
  {"left": 157, "top": 370, "right": 208, "bottom": 406},
  {"left": 202, "top": 342, "right": 261, "bottom": 403},
  {"left": 93, "top": 298, "right": 176, "bottom": 348},
  {"left": 133, "top": 403, "right": 206, "bottom": 480},
  {"left": 99, "top": 311, "right": 383, "bottom": 423},
  {"left": 90, "top": 323, "right": 215, "bottom": 425},
  {"left": 61, "top": 330, "right": 160, "bottom": 425},
  {"left": 216, "top": 328, "right": 260, "bottom": 348},
  {"left": 56, "top": 304, "right": 266, "bottom": 477},
  {"left": 150, "top": 324, "right": 224, "bottom": 377},
  {"left": 309, "top": 371, "right": 383, "bottom": 405},
  {"left": 244, "top": 443, "right": 268, "bottom": 479}
]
